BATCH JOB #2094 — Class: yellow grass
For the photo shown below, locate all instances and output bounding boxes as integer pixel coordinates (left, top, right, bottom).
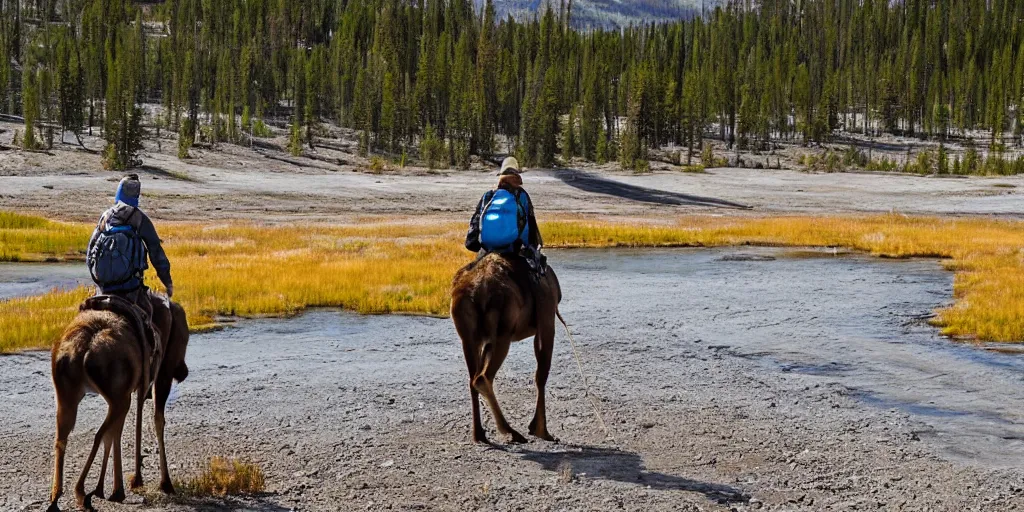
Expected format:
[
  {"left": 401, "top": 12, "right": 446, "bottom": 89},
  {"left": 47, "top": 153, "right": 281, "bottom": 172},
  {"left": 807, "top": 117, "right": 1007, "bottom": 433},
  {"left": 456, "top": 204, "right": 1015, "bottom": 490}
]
[
  {"left": 0, "top": 286, "right": 92, "bottom": 353},
  {"left": 0, "top": 211, "right": 92, "bottom": 261},
  {"left": 2, "top": 212, "right": 1024, "bottom": 352},
  {"left": 175, "top": 457, "right": 265, "bottom": 496}
]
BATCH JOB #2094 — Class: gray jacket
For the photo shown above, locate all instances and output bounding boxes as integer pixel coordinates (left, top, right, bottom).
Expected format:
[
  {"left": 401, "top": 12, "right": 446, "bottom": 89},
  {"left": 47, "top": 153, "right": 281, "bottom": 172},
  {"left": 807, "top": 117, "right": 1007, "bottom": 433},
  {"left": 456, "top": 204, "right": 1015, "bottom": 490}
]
[{"left": 87, "top": 202, "right": 172, "bottom": 292}]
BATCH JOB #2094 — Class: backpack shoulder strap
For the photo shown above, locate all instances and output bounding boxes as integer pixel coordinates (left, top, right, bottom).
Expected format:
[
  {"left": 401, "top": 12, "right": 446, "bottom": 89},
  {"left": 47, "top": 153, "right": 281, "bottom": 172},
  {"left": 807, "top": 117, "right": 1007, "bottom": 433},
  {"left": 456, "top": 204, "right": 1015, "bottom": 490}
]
[
  {"left": 98, "top": 209, "right": 113, "bottom": 231},
  {"left": 481, "top": 189, "right": 498, "bottom": 212},
  {"left": 513, "top": 189, "right": 528, "bottom": 236},
  {"left": 126, "top": 207, "right": 142, "bottom": 230}
]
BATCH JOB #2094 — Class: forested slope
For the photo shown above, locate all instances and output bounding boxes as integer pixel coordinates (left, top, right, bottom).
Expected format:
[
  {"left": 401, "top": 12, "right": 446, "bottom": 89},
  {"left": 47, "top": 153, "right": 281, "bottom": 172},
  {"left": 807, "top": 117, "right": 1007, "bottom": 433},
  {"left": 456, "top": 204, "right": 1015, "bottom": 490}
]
[{"left": 1, "top": 0, "right": 1021, "bottom": 172}]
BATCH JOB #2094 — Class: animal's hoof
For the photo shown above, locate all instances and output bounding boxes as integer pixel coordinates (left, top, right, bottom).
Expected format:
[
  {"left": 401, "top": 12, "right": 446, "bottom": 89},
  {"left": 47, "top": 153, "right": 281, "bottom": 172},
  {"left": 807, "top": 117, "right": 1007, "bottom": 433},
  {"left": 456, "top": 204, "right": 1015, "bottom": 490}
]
[
  {"left": 529, "top": 418, "right": 556, "bottom": 441},
  {"left": 90, "top": 487, "right": 104, "bottom": 500},
  {"left": 472, "top": 426, "right": 488, "bottom": 444},
  {"left": 129, "top": 474, "right": 143, "bottom": 490},
  {"left": 45, "top": 501, "right": 61, "bottom": 512},
  {"left": 108, "top": 488, "right": 126, "bottom": 503},
  {"left": 159, "top": 480, "right": 176, "bottom": 495},
  {"left": 81, "top": 493, "right": 94, "bottom": 511},
  {"left": 507, "top": 431, "right": 528, "bottom": 444},
  {"left": 532, "top": 431, "right": 558, "bottom": 442}
]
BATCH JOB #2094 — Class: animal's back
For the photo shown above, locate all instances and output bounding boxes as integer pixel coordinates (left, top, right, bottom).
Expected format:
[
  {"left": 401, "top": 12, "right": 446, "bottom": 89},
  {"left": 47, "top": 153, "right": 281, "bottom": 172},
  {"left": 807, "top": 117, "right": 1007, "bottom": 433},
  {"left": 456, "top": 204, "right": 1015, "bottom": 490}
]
[
  {"left": 52, "top": 310, "right": 141, "bottom": 398},
  {"left": 451, "top": 253, "right": 533, "bottom": 341}
]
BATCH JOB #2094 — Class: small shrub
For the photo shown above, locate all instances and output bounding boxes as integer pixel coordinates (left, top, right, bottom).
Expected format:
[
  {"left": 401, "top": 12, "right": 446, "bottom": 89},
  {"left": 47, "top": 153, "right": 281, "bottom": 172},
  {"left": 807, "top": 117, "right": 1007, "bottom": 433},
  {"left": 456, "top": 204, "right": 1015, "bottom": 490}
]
[
  {"left": 368, "top": 155, "right": 389, "bottom": 174},
  {"left": 700, "top": 145, "right": 715, "bottom": 167},
  {"left": 962, "top": 145, "right": 981, "bottom": 174},
  {"left": 420, "top": 124, "right": 445, "bottom": 169},
  {"left": 802, "top": 150, "right": 843, "bottom": 172},
  {"left": 198, "top": 124, "right": 214, "bottom": 144},
  {"left": 178, "top": 120, "right": 194, "bottom": 159},
  {"left": 452, "top": 139, "right": 470, "bottom": 170},
  {"left": 595, "top": 129, "right": 609, "bottom": 164},
  {"left": 632, "top": 158, "right": 650, "bottom": 174},
  {"left": 288, "top": 123, "right": 303, "bottom": 157},
  {"left": 101, "top": 143, "right": 119, "bottom": 170},
  {"left": 865, "top": 157, "right": 900, "bottom": 172},
  {"left": 358, "top": 130, "right": 370, "bottom": 157},
  {"left": 842, "top": 146, "right": 868, "bottom": 167},
  {"left": 177, "top": 457, "right": 265, "bottom": 496},
  {"left": 251, "top": 120, "right": 273, "bottom": 138},
  {"left": 903, "top": 149, "right": 935, "bottom": 175},
  {"left": 241, "top": 106, "right": 251, "bottom": 135},
  {"left": 681, "top": 164, "right": 706, "bottom": 173},
  {"left": 700, "top": 145, "right": 728, "bottom": 168}
]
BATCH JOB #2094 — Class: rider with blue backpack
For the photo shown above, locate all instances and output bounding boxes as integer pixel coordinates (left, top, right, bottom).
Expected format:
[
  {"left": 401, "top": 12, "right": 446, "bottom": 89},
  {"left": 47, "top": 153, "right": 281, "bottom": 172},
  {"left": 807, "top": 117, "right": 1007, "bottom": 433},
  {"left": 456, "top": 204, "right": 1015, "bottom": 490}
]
[
  {"left": 465, "top": 157, "right": 547, "bottom": 276},
  {"left": 86, "top": 174, "right": 173, "bottom": 327}
]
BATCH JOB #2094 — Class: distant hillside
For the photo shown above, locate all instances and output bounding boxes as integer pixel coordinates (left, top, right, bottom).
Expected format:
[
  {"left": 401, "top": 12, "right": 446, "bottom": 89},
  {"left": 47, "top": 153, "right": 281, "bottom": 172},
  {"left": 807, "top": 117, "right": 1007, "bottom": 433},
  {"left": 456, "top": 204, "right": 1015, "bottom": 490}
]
[{"left": 487, "top": 0, "right": 717, "bottom": 28}]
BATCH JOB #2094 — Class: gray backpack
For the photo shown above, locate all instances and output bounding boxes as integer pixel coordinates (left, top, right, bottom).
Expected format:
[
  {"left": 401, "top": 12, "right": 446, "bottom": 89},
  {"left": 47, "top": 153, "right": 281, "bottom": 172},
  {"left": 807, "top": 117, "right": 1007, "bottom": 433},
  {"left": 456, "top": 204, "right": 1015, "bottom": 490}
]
[{"left": 88, "top": 211, "right": 145, "bottom": 288}]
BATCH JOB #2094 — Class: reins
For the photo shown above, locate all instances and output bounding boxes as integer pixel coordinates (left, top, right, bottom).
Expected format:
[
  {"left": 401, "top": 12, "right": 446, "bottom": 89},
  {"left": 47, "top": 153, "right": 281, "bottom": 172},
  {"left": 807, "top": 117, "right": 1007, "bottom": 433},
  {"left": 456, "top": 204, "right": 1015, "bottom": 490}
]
[{"left": 556, "top": 309, "right": 615, "bottom": 442}]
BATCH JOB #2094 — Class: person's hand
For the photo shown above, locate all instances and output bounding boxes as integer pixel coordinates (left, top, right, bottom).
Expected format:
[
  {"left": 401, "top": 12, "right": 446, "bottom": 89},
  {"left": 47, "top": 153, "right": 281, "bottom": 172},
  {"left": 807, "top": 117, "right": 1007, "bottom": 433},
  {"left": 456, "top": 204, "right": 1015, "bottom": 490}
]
[{"left": 166, "top": 284, "right": 174, "bottom": 298}]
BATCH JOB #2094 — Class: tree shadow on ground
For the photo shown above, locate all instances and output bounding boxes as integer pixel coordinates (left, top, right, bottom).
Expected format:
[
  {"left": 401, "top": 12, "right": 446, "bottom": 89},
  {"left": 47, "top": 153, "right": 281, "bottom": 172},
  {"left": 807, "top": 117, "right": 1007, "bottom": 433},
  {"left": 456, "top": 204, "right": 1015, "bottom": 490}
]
[
  {"left": 516, "top": 444, "right": 749, "bottom": 505},
  {"left": 551, "top": 169, "right": 752, "bottom": 209},
  {"left": 135, "top": 164, "right": 201, "bottom": 183}
]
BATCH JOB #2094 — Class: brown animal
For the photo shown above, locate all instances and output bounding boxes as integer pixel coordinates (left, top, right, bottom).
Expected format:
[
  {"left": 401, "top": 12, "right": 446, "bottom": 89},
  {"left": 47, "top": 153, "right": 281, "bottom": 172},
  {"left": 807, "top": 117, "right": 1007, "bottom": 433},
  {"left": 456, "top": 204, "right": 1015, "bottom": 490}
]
[
  {"left": 47, "top": 293, "right": 190, "bottom": 511},
  {"left": 451, "top": 252, "right": 561, "bottom": 444}
]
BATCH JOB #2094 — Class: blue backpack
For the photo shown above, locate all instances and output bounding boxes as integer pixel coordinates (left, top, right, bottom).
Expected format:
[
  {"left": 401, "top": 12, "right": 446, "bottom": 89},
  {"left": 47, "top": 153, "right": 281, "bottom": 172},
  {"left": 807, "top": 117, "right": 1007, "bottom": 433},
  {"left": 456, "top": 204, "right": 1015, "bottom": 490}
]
[
  {"left": 88, "top": 213, "right": 146, "bottom": 288},
  {"left": 479, "top": 189, "right": 530, "bottom": 252}
]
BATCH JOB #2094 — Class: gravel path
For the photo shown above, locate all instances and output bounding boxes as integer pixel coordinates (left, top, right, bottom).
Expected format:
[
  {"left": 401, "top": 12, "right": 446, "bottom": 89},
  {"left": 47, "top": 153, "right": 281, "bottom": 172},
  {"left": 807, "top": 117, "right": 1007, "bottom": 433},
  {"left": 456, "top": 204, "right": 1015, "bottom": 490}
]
[{"left": 2, "top": 248, "right": 1022, "bottom": 511}]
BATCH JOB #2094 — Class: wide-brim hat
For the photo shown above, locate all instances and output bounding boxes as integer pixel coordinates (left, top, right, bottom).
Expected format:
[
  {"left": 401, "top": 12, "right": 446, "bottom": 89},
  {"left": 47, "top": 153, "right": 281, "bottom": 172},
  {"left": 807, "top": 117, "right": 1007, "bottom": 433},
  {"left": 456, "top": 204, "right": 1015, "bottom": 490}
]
[{"left": 498, "top": 156, "right": 522, "bottom": 176}]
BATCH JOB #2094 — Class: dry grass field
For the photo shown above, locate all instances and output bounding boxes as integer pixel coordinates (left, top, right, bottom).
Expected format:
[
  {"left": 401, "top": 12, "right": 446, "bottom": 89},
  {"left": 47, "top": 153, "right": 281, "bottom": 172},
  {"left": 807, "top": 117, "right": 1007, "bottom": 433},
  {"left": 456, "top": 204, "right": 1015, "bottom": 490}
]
[{"left": 3, "top": 211, "right": 1023, "bottom": 352}]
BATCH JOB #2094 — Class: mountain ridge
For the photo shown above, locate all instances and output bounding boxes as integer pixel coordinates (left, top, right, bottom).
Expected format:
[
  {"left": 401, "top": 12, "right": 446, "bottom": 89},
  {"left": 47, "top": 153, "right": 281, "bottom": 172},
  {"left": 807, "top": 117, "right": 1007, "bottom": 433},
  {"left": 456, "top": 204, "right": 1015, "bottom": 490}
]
[{"left": 485, "top": 0, "right": 720, "bottom": 28}]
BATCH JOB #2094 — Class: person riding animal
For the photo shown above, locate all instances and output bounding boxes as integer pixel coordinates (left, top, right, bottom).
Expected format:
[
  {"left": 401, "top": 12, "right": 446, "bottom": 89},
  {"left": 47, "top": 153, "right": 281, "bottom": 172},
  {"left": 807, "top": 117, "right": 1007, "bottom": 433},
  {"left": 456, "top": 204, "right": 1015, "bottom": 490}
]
[
  {"left": 465, "top": 157, "right": 547, "bottom": 276},
  {"left": 86, "top": 174, "right": 173, "bottom": 337}
]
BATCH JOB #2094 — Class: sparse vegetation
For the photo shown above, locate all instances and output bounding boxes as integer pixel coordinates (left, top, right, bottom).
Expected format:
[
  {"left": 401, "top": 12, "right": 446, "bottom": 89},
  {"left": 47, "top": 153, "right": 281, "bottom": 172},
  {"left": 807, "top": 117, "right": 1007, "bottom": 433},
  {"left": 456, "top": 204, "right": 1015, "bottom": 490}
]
[
  {"left": 250, "top": 120, "right": 273, "bottom": 138},
  {"left": 701, "top": 146, "right": 728, "bottom": 168},
  {"left": 4, "top": 213, "right": 1024, "bottom": 351},
  {"left": 865, "top": 156, "right": 901, "bottom": 173},
  {"left": 419, "top": 124, "right": 445, "bottom": 169},
  {"left": 801, "top": 151, "right": 844, "bottom": 172},
  {"left": 176, "top": 457, "right": 265, "bottom": 496},
  {"left": 368, "top": 156, "right": 390, "bottom": 174}
]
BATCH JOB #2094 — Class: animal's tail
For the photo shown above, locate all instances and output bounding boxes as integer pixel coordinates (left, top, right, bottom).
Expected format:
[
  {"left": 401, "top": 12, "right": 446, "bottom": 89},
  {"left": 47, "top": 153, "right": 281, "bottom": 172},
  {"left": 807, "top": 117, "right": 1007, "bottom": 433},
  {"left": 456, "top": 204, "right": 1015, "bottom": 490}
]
[
  {"left": 52, "top": 322, "right": 93, "bottom": 395},
  {"left": 475, "top": 309, "right": 501, "bottom": 384}
]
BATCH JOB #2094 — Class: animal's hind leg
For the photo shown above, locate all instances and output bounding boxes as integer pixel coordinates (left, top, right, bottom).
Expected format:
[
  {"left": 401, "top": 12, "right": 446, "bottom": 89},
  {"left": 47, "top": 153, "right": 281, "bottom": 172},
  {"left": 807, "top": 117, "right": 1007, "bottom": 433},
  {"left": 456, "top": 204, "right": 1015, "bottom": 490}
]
[
  {"left": 529, "top": 314, "right": 557, "bottom": 441},
  {"left": 75, "top": 399, "right": 120, "bottom": 509},
  {"left": 107, "top": 395, "right": 132, "bottom": 503},
  {"left": 91, "top": 431, "right": 113, "bottom": 499},
  {"left": 474, "top": 341, "right": 527, "bottom": 444},
  {"left": 153, "top": 373, "right": 176, "bottom": 494},
  {"left": 130, "top": 385, "right": 145, "bottom": 490},
  {"left": 48, "top": 391, "right": 82, "bottom": 512},
  {"left": 461, "top": 341, "right": 487, "bottom": 443}
]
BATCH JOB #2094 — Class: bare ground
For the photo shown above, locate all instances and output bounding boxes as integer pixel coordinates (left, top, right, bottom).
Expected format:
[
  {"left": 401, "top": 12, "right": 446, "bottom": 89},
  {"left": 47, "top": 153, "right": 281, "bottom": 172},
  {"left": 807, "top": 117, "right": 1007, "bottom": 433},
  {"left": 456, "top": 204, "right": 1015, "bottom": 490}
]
[
  {"left": 3, "top": 120, "right": 1024, "bottom": 224},
  {"left": 1, "top": 249, "right": 1023, "bottom": 511}
]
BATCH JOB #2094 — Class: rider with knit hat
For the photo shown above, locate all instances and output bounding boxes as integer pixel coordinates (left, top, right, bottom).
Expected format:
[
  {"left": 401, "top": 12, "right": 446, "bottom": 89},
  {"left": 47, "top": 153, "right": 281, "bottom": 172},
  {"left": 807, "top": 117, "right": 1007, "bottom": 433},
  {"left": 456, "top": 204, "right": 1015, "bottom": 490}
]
[{"left": 86, "top": 174, "right": 173, "bottom": 323}]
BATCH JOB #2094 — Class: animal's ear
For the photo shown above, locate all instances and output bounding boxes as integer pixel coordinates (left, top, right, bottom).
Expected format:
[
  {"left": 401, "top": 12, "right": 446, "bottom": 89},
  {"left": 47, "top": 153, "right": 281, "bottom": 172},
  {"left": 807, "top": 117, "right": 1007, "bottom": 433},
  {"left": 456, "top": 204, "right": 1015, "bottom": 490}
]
[{"left": 173, "top": 362, "right": 189, "bottom": 383}]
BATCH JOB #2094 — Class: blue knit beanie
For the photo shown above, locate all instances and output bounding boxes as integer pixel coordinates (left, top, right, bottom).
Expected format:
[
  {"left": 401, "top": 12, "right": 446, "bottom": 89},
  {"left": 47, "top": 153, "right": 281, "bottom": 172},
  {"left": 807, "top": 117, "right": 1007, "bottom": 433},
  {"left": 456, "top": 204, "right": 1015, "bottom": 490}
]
[{"left": 115, "top": 174, "right": 141, "bottom": 207}]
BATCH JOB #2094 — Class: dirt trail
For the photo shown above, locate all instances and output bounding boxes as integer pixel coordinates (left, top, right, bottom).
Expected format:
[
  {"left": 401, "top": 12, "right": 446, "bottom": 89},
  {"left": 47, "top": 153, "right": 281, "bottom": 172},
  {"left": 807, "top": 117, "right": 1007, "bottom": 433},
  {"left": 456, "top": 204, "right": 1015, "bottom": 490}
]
[{"left": 2, "top": 248, "right": 1021, "bottom": 511}]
